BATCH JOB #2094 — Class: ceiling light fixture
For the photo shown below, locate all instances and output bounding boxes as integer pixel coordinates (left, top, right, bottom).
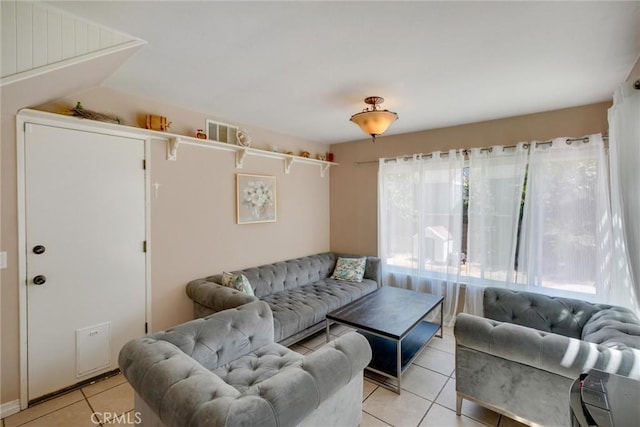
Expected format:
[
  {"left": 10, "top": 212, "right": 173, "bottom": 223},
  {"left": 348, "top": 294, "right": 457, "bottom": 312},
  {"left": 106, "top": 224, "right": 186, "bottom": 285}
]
[{"left": 350, "top": 96, "right": 398, "bottom": 142}]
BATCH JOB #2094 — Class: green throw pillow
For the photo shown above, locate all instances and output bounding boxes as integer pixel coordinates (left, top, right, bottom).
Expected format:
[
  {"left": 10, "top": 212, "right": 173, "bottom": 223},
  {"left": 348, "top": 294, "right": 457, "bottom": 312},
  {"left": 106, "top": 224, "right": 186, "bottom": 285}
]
[
  {"left": 331, "top": 257, "right": 366, "bottom": 282},
  {"left": 221, "top": 272, "right": 255, "bottom": 296}
]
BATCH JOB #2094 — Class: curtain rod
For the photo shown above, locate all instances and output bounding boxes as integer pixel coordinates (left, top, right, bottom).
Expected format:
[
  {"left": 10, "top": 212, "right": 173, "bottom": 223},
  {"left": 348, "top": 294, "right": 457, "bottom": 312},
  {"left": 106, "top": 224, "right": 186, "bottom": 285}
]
[{"left": 354, "top": 135, "right": 608, "bottom": 165}]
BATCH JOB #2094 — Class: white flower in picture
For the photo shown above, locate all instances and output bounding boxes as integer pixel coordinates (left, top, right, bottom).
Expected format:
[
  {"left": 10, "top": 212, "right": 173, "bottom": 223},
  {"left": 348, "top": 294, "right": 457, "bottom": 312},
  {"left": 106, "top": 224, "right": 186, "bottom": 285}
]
[
  {"left": 243, "top": 180, "right": 274, "bottom": 217},
  {"left": 237, "top": 174, "right": 276, "bottom": 223}
]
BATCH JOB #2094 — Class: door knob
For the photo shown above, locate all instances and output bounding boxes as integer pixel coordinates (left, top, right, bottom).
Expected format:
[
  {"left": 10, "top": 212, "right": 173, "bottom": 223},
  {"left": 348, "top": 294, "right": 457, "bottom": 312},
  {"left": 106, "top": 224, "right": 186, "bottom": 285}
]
[
  {"left": 33, "top": 245, "right": 46, "bottom": 254},
  {"left": 33, "top": 275, "right": 46, "bottom": 285}
]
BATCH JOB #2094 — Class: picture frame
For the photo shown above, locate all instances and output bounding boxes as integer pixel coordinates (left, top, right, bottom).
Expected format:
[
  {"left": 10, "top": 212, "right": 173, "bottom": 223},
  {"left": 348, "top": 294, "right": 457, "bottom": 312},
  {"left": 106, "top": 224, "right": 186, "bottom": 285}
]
[{"left": 236, "top": 174, "right": 277, "bottom": 224}]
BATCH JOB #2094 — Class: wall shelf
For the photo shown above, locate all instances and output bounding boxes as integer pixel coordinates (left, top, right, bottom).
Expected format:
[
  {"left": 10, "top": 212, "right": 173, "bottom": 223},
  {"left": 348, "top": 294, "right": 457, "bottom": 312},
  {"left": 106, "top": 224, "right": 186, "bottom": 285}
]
[
  {"left": 166, "top": 136, "right": 337, "bottom": 177},
  {"left": 17, "top": 109, "right": 337, "bottom": 178}
]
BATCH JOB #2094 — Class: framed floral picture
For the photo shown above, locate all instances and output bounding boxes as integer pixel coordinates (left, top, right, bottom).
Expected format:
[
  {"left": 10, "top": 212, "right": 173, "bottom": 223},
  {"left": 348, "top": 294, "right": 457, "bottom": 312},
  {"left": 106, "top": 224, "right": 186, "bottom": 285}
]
[{"left": 236, "top": 174, "right": 277, "bottom": 224}]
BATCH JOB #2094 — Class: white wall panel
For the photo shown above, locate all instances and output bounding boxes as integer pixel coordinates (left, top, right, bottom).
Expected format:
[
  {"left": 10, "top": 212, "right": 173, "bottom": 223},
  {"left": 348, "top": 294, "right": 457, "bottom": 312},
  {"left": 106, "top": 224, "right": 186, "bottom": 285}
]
[
  {"left": 46, "top": 8, "right": 62, "bottom": 63},
  {"left": 99, "top": 29, "right": 112, "bottom": 49},
  {"left": 112, "top": 32, "right": 124, "bottom": 46},
  {"left": 61, "top": 14, "right": 75, "bottom": 60},
  {"left": 87, "top": 24, "right": 99, "bottom": 52},
  {"left": 16, "top": 1, "right": 33, "bottom": 72},
  {"left": 1, "top": 1, "right": 139, "bottom": 79},
  {"left": 32, "top": 4, "right": 48, "bottom": 68},
  {"left": 1, "top": 0, "right": 18, "bottom": 77},
  {"left": 75, "top": 21, "right": 88, "bottom": 56}
]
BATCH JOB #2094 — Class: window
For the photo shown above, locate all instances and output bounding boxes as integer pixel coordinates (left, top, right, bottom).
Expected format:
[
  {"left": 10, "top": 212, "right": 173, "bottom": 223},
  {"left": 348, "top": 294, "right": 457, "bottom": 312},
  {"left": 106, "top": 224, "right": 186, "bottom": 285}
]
[
  {"left": 379, "top": 137, "right": 612, "bottom": 302},
  {"left": 516, "top": 141, "right": 611, "bottom": 296}
]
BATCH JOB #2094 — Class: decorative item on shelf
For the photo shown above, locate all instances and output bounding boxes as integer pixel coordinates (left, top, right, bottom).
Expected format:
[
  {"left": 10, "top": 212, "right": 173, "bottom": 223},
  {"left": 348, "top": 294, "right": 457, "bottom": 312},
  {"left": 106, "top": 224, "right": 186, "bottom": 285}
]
[
  {"left": 236, "top": 129, "right": 251, "bottom": 147},
  {"left": 350, "top": 96, "right": 398, "bottom": 142},
  {"left": 285, "top": 151, "right": 294, "bottom": 155},
  {"left": 145, "top": 115, "right": 171, "bottom": 131},
  {"left": 316, "top": 153, "right": 327, "bottom": 161},
  {"left": 300, "top": 151, "right": 310, "bottom": 158},
  {"left": 271, "top": 145, "right": 279, "bottom": 153},
  {"left": 195, "top": 129, "right": 207, "bottom": 139},
  {"left": 327, "top": 152, "right": 335, "bottom": 162},
  {"left": 70, "top": 102, "right": 121, "bottom": 124},
  {"left": 236, "top": 174, "right": 276, "bottom": 224}
]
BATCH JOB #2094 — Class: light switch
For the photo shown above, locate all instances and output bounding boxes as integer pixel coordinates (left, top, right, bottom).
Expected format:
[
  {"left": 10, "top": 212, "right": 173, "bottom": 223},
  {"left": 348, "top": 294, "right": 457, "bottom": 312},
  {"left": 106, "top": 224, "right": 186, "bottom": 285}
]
[{"left": 0, "top": 251, "right": 7, "bottom": 269}]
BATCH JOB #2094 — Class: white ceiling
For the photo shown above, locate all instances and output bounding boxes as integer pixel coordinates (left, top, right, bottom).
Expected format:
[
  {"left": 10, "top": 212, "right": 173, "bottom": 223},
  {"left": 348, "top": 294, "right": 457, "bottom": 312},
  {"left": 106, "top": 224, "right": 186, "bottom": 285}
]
[{"left": 51, "top": 1, "right": 640, "bottom": 144}]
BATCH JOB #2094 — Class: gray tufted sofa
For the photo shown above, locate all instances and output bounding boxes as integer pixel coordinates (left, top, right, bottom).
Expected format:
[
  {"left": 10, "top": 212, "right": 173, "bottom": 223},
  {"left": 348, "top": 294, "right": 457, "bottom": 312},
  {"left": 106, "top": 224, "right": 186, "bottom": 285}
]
[
  {"left": 454, "top": 287, "right": 640, "bottom": 426},
  {"left": 119, "top": 301, "right": 372, "bottom": 427},
  {"left": 186, "top": 252, "right": 381, "bottom": 346}
]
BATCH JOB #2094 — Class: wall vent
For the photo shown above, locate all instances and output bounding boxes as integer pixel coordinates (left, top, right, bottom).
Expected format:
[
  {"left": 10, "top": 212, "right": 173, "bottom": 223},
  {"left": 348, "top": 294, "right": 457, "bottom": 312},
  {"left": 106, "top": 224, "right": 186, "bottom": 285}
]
[{"left": 206, "top": 119, "right": 238, "bottom": 144}]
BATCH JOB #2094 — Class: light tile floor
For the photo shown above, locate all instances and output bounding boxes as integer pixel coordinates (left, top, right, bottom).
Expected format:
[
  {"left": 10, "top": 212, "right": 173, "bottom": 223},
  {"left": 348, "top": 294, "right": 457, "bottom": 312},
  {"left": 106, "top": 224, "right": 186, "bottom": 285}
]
[{"left": 1, "top": 325, "right": 528, "bottom": 427}]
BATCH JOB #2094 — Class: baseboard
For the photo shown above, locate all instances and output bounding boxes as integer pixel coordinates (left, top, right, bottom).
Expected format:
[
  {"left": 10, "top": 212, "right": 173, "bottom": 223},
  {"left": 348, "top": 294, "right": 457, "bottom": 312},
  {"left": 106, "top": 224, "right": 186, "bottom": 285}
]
[{"left": 0, "top": 399, "right": 21, "bottom": 419}]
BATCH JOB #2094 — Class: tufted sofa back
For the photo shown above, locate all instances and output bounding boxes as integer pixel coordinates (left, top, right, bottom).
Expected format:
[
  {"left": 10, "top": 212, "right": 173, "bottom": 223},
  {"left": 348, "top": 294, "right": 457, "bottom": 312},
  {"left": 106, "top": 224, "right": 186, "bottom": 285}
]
[
  {"left": 209, "top": 252, "right": 380, "bottom": 299},
  {"left": 240, "top": 253, "right": 336, "bottom": 298},
  {"left": 581, "top": 307, "right": 640, "bottom": 350},
  {"left": 483, "top": 288, "right": 604, "bottom": 339},
  {"left": 146, "top": 301, "right": 274, "bottom": 371}
]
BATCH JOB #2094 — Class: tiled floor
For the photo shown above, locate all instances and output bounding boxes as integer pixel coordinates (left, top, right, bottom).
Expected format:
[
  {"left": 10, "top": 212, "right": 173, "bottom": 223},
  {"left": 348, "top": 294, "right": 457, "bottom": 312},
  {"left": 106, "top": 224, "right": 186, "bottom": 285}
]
[
  {"left": 1, "top": 325, "right": 527, "bottom": 427},
  {"left": 1, "top": 374, "right": 134, "bottom": 427}
]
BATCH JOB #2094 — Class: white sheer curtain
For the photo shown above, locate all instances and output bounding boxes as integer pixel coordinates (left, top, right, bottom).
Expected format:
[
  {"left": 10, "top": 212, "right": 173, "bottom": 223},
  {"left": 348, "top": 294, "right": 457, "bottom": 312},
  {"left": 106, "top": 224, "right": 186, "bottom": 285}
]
[
  {"left": 463, "top": 144, "right": 529, "bottom": 315},
  {"left": 607, "top": 81, "right": 640, "bottom": 313},
  {"left": 516, "top": 135, "right": 613, "bottom": 302},
  {"left": 378, "top": 151, "right": 464, "bottom": 326}
]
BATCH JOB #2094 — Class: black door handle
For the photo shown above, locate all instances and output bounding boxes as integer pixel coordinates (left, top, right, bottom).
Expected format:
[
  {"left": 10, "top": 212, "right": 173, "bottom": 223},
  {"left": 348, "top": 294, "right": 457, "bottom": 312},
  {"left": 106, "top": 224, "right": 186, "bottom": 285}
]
[
  {"left": 33, "top": 275, "right": 46, "bottom": 285},
  {"left": 33, "top": 245, "right": 46, "bottom": 254}
]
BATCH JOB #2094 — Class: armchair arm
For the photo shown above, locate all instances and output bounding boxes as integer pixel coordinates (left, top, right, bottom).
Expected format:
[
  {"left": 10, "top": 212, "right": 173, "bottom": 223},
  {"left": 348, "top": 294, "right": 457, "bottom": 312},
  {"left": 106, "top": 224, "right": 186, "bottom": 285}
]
[
  {"left": 300, "top": 331, "right": 372, "bottom": 400},
  {"left": 455, "top": 313, "right": 640, "bottom": 379},
  {"left": 242, "top": 331, "right": 372, "bottom": 426},
  {"left": 186, "top": 278, "right": 257, "bottom": 314}
]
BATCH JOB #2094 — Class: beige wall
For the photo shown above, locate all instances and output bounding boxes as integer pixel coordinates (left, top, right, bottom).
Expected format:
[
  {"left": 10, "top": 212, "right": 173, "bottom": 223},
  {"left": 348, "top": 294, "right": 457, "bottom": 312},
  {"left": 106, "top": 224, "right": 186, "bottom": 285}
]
[
  {"left": 329, "top": 101, "right": 611, "bottom": 256},
  {"left": 1, "top": 87, "right": 330, "bottom": 405},
  {"left": 0, "top": 113, "right": 19, "bottom": 409}
]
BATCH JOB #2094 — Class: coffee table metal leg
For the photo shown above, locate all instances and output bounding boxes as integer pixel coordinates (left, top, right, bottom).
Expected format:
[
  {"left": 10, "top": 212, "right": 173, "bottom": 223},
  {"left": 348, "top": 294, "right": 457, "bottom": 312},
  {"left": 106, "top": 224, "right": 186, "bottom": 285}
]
[
  {"left": 438, "top": 300, "right": 444, "bottom": 338},
  {"left": 326, "top": 320, "right": 331, "bottom": 343},
  {"left": 396, "top": 339, "right": 402, "bottom": 393}
]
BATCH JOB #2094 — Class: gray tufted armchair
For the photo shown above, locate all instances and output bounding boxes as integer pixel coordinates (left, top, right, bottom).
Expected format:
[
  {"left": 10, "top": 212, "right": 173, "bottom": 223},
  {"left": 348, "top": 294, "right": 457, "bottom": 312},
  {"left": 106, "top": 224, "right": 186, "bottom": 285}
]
[
  {"left": 119, "top": 301, "right": 372, "bottom": 427},
  {"left": 454, "top": 287, "right": 640, "bottom": 426}
]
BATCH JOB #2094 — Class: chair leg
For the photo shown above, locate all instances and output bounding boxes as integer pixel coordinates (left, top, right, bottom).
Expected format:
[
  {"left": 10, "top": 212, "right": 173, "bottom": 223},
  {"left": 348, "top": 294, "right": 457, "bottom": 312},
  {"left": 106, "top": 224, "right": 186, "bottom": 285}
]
[{"left": 456, "top": 394, "right": 462, "bottom": 416}]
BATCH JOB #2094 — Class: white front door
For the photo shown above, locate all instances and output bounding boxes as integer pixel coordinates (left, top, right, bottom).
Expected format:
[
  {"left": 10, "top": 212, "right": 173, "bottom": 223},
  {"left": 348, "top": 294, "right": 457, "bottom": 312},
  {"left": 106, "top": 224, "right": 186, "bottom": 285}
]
[{"left": 24, "top": 123, "right": 147, "bottom": 401}]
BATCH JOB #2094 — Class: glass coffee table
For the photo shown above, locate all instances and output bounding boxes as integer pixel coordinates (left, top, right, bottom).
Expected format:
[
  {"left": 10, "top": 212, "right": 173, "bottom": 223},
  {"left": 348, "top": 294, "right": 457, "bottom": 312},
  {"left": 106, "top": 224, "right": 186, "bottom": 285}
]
[{"left": 326, "top": 286, "right": 444, "bottom": 394}]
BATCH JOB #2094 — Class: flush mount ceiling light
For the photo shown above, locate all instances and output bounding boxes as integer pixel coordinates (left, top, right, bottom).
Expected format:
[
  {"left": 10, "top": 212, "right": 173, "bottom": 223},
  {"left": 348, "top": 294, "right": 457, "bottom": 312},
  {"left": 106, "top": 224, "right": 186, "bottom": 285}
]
[{"left": 350, "top": 96, "right": 398, "bottom": 142}]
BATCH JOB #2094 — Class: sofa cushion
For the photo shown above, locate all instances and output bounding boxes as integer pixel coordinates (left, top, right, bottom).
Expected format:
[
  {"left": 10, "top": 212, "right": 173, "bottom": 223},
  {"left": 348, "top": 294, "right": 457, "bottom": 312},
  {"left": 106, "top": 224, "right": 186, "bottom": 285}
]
[
  {"left": 263, "top": 279, "right": 378, "bottom": 342},
  {"left": 331, "top": 257, "right": 366, "bottom": 282},
  {"left": 221, "top": 272, "right": 255, "bottom": 296},
  {"left": 213, "top": 343, "right": 303, "bottom": 393},
  {"left": 483, "top": 288, "right": 601, "bottom": 339},
  {"left": 581, "top": 307, "right": 640, "bottom": 350}
]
